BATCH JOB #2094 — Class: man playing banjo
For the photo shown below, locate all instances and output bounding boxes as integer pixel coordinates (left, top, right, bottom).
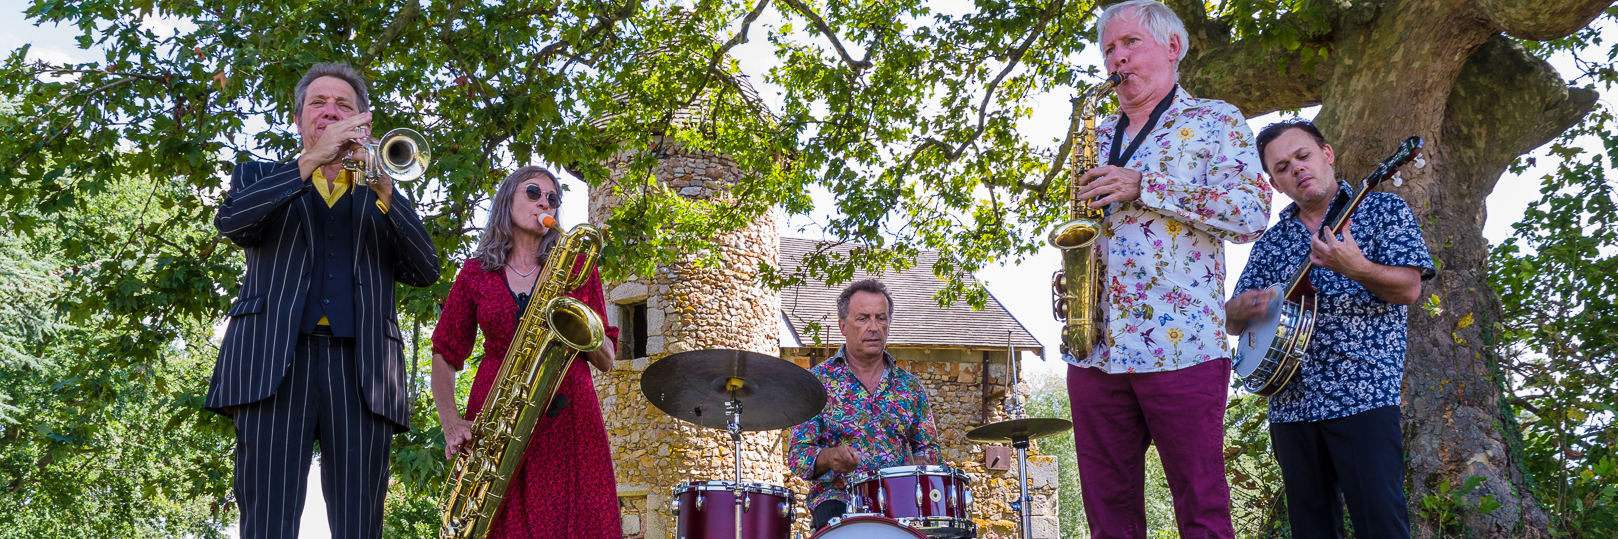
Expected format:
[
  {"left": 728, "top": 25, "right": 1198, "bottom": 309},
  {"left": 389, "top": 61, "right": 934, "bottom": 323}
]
[{"left": 1226, "top": 119, "right": 1434, "bottom": 539}]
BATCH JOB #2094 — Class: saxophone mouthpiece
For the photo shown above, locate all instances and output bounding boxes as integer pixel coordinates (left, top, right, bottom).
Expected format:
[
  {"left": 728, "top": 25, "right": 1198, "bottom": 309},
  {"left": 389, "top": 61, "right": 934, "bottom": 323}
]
[
  {"left": 540, "top": 214, "right": 559, "bottom": 229},
  {"left": 1107, "top": 72, "right": 1127, "bottom": 88}
]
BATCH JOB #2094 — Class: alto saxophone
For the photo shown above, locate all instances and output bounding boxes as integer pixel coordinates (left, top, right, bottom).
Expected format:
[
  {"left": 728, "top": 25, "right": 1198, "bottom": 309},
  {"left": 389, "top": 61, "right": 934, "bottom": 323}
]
[
  {"left": 439, "top": 217, "right": 607, "bottom": 539},
  {"left": 1048, "top": 73, "right": 1124, "bottom": 358}
]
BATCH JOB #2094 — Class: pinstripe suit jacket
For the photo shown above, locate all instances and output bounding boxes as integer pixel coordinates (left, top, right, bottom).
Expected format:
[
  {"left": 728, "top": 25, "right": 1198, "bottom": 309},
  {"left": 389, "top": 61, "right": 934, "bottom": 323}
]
[{"left": 208, "top": 160, "right": 439, "bottom": 428}]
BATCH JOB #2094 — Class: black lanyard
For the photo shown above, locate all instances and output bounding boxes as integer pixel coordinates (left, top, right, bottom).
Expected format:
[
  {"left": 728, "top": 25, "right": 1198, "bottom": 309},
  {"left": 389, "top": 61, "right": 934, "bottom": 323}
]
[{"left": 1108, "top": 86, "right": 1179, "bottom": 167}]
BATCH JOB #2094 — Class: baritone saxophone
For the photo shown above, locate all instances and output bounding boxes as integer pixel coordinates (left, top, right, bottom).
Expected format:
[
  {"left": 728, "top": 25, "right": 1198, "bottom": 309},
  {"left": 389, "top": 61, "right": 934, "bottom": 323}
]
[
  {"left": 1048, "top": 73, "right": 1124, "bottom": 358},
  {"left": 439, "top": 216, "right": 606, "bottom": 539}
]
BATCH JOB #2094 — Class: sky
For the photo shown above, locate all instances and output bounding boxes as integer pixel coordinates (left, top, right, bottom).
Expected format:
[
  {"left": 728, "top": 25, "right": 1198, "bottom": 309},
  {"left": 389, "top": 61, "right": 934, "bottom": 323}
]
[{"left": 1, "top": 1, "right": 1608, "bottom": 536}]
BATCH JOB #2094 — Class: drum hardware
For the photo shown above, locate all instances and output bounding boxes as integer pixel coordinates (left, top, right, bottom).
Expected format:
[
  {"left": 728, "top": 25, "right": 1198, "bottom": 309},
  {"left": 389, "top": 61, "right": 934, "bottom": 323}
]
[
  {"left": 672, "top": 481, "right": 795, "bottom": 539},
  {"left": 963, "top": 333, "right": 1076, "bottom": 539},
  {"left": 641, "top": 349, "right": 828, "bottom": 539},
  {"left": 849, "top": 466, "right": 974, "bottom": 538},
  {"left": 812, "top": 514, "right": 928, "bottom": 538}
]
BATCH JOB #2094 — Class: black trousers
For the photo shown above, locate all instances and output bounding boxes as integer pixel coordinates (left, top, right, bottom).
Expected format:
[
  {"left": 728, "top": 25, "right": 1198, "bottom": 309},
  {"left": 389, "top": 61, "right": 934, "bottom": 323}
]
[
  {"left": 811, "top": 500, "right": 849, "bottom": 530},
  {"left": 233, "top": 329, "right": 396, "bottom": 539},
  {"left": 1271, "top": 405, "right": 1410, "bottom": 539}
]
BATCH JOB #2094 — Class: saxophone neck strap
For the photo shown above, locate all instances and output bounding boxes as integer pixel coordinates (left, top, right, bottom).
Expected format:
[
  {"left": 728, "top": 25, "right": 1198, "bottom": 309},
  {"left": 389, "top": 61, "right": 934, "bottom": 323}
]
[{"left": 1108, "top": 85, "right": 1178, "bottom": 168}]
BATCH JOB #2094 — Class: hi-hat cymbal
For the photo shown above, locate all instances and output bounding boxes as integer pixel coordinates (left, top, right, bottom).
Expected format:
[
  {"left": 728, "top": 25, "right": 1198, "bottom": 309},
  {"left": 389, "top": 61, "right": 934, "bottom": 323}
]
[
  {"left": 965, "top": 417, "right": 1074, "bottom": 444},
  {"left": 640, "top": 348, "right": 828, "bottom": 431}
]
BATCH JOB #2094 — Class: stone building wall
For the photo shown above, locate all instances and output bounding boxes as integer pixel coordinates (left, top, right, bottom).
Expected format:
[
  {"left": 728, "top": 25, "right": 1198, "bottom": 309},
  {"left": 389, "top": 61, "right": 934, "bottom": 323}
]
[{"left": 589, "top": 140, "right": 791, "bottom": 539}]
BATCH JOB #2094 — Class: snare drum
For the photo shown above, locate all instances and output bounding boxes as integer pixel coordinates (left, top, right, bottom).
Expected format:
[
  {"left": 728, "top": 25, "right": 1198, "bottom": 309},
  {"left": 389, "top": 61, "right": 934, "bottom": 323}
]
[
  {"left": 810, "top": 514, "right": 929, "bottom": 538},
  {"left": 671, "top": 481, "right": 796, "bottom": 539},
  {"left": 848, "top": 465, "right": 975, "bottom": 538}
]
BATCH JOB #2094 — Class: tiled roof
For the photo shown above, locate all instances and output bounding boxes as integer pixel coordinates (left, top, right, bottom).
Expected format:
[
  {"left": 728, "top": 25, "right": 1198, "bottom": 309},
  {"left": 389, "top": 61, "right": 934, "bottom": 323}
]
[{"left": 778, "top": 237, "right": 1042, "bottom": 354}]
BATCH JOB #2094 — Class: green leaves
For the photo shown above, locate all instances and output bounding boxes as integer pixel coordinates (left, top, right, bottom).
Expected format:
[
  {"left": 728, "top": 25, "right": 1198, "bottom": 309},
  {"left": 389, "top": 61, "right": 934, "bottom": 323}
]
[{"left": 1487, "top": 13, "right": 1618, "bottom": 533}]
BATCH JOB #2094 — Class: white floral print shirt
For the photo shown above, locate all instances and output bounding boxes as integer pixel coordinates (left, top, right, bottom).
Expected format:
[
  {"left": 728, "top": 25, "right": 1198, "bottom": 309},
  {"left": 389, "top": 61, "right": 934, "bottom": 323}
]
[{"left": 1062, "top": 86, "right": 1272, "bottom": 373}]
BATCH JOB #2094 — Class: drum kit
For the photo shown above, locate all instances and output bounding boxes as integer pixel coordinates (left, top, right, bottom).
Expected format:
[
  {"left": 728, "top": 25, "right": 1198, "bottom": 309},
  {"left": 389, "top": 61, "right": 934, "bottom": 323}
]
[{"left": 639, "top": 345, "right": 1073, "bottom": 539}]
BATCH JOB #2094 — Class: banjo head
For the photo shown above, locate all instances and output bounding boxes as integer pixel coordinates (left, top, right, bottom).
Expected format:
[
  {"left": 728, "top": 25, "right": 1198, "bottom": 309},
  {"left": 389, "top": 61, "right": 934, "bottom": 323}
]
[{"left": 1234, "top": 284, "right": 1287, "bottom": 378}]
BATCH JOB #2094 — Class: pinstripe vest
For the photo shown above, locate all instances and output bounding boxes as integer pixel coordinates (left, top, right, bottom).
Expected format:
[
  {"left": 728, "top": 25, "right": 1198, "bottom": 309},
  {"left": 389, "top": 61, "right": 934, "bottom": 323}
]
[{"left": 300, "top": 190, "right": 356, "bottom": 337}]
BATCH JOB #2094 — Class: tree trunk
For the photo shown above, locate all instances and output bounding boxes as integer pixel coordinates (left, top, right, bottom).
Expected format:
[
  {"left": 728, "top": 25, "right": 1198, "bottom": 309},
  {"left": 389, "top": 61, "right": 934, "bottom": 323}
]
[{"left": 1167, "top": 0, "right": 1609, "bottom": 536}]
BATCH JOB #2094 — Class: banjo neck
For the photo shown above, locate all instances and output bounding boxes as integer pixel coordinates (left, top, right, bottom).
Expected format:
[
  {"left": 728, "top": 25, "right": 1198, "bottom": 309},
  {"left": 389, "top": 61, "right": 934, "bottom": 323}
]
[{"left": 1278, "top": 136, "right": 1425, "bottom": 304}]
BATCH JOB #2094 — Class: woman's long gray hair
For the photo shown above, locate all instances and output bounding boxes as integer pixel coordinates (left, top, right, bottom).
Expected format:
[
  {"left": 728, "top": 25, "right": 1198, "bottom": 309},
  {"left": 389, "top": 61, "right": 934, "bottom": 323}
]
[{"left": 473, "top": 166, "right": 563, "bottom": 272}]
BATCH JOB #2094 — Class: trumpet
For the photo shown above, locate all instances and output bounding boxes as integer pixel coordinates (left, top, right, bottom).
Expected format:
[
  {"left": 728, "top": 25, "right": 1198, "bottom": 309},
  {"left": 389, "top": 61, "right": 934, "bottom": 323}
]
[{"left": 342, "top": 127, "right": 431, "bottom": 185}]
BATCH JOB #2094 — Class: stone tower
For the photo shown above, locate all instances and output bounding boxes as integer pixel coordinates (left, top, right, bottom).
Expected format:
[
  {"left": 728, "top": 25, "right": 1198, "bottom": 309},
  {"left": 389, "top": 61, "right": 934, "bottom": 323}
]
[{"left": 586, "top": 72, "right": 792, "bottom": 536}]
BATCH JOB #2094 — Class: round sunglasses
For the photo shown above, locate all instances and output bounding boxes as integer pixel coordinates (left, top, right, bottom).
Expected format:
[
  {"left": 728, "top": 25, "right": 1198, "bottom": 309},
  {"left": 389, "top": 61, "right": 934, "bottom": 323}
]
[{"left": 524, "top": 184, "right": 561, "bottom": 207}]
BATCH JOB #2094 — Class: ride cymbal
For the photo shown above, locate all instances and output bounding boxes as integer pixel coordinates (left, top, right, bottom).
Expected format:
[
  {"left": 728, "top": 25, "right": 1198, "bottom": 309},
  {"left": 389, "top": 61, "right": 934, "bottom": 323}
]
[
  {"left": 640, "top": 348, "right": 827, "bottom": 431},
  {"left": 965, "top": 417, "right": 1074, "bottom": 444}
]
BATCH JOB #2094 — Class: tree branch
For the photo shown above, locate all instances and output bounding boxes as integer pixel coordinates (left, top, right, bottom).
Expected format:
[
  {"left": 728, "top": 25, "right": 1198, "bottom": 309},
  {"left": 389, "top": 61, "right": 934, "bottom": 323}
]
[
  {"left": 661, "top": 0, "right": 772, "bottom": 130},
  {"left": 777, "top": 0, "right": 873, "bottom": 71},
  {"left": 1443, "top": 34, "right": 1598, "bottom": 198},
  {"left": 1166, "top": 0, "right": 1340, "bottom": 117},
  {"left": 894, "top": 0, "right": 1067, "bottom": 187},
  {"left": 359, "top": 0, "right": 421, "bottom": 68},
  {"left": 1476, "top": 0, "right": 1614, "bottom": 41}
]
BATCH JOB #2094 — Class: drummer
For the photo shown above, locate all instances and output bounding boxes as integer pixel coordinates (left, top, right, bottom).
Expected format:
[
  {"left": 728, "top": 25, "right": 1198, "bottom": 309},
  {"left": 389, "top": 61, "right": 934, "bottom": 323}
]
[{"left": 787, "top": 278, "right": 942, "bottom": 531}]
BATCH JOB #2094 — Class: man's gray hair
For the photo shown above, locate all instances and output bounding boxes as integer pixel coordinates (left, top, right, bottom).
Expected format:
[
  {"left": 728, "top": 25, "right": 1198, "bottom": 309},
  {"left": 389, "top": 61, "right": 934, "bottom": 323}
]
[
  {"left": 292, "top": 62, "right": 371, "bottom": 120},
  {"left": 1097, "top": 0, "right": 1190, "bottom": 63},
  {"left": 836, "top": 279, "right": 895, "bottom": 320}
]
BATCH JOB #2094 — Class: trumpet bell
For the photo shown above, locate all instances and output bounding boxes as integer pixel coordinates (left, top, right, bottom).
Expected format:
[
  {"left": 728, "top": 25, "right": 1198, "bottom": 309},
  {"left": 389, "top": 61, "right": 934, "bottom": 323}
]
[
  {"left": 1048, "top": 217, "right": 1101, "bottom": 250},
  {"left": 379, "top": 128, "right": 430, "bottom": 182}
]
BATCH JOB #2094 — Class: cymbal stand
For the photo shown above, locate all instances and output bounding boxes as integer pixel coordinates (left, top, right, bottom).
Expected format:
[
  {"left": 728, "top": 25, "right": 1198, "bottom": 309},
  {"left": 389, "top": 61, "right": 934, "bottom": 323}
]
[
  {"left": 1009, "top": 434, "right": 1034, "bottom": 539},
  {"left": 1005, "top": 332, "right": 1034, "bottom": 539},
  {"left": 726, "top": 398, "right": 744, "bottom": 539},
  {"left": 725, "top": 398, "right": 743, "bottom": 483}
]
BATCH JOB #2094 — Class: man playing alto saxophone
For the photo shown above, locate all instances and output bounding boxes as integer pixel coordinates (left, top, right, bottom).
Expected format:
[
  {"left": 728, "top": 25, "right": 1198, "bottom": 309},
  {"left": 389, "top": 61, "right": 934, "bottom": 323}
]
[
  {"left": 209, "top": 62, "right": 440, "bottom": 538},
  {"left": 1060, "top": 2, "right": 1270, "bottom": 538}
]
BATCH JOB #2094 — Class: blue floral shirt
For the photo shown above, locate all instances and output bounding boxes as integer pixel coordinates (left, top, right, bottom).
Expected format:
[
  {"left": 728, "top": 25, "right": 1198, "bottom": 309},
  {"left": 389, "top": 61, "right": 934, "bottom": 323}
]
[
  {"left": 787, "top": 347, "right": 941, "bottom": 510},
  {"left": 1063, "top": 86, "right": 1272, "bottom": 373},
  {"left": 1233, "top": 181, "right": 1435, "bottom": 423}
]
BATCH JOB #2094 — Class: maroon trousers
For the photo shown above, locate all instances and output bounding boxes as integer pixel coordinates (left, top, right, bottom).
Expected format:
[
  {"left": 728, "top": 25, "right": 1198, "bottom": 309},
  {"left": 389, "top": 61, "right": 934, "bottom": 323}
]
[{"left": 1067, "top": 360, "right": 1235, "bottom": 539}]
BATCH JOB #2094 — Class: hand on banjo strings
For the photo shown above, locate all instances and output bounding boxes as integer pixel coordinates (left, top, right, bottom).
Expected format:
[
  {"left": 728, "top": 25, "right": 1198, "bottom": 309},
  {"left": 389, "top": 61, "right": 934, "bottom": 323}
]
[
  {"left": 1228, "top": 287, "right": 1275, "bottom": 326},
  {"left": 1309, "top": 219, "right": 1369, "bottom": 276}
]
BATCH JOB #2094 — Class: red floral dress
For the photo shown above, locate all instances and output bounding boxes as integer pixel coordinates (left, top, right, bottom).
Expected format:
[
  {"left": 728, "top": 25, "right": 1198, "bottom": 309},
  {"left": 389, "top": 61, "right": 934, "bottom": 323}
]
[{"left": 432, "top": 257, "right": 621, "bottom": 538}]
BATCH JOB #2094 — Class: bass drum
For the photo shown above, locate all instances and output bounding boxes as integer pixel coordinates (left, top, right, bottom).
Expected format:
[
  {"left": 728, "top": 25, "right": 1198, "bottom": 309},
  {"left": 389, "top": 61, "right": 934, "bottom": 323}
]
[
  {"left": 811, "top": 514, "right": 929, "bottom": 538},
  {"left": 671, "top": 481, "right": 795, "bottom": 539}
]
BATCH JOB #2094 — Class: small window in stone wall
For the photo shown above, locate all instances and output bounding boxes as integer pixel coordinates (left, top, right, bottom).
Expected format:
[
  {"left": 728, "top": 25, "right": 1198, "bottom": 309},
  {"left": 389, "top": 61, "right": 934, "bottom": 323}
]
[
  {"left": 618, "top": 301, "right": 648, "bottom": 360},
  {"left": 618, "top": 495, "right": 647, "bottom": 539}
]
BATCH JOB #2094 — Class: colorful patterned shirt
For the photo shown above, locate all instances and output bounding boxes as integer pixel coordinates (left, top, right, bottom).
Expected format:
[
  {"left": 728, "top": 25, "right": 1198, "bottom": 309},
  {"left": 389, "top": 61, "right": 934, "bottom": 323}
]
[
  {"left": 1063, "top": 86, "right": 1273, "bottom": 373},
  {"left": 787, "top": 347, "right": 941, "bottom": 510},
  {"left": 1233, "top": 181, "right": 1435, "bottom": 422}
]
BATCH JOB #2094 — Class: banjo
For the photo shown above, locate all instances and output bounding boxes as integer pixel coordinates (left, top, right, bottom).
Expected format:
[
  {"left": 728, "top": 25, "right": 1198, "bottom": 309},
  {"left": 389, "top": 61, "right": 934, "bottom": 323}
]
[{"left": 1233, "top": 136, "right": 1424, "bottom": 396}]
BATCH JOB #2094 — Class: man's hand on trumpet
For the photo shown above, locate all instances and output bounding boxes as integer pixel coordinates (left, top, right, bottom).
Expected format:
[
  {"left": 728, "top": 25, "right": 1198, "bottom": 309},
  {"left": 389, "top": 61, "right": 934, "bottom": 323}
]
[{"left": 297, "top": 111, "right": 371, "bottom": 183}]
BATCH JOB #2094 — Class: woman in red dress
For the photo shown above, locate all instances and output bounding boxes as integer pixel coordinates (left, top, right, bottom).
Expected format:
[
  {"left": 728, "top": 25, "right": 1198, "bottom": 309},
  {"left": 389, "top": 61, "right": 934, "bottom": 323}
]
[{"left": 430, "top": 166, "right": 621, "bottom": 538}]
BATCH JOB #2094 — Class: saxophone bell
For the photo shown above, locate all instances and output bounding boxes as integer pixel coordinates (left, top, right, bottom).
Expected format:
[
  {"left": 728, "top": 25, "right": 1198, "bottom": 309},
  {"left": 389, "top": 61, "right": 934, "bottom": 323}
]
[
  {"left": 1048, "top": 217, "right": 1101, "bottom": 250},
  {"left": 1048, "top": 73, "right": 1124, "bottom": 359}
]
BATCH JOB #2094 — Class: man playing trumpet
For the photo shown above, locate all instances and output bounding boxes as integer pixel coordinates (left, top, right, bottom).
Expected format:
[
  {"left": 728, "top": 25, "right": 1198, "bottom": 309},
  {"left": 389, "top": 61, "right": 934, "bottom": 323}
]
[{"left": 209, "top": 62, "right": 439, "bottom": 539}]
